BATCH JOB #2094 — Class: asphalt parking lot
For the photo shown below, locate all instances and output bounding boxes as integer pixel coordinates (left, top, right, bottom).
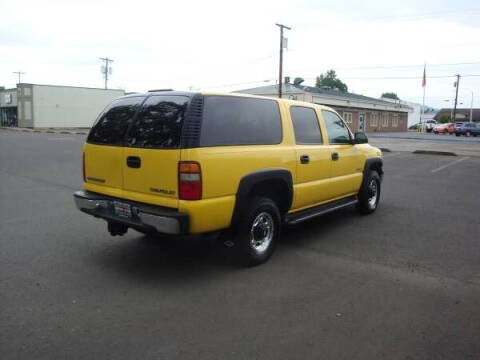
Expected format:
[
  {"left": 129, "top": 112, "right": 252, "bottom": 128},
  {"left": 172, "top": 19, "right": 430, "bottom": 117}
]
[{"left": 1, "top": 130, "right": 480, "bottom": 359}]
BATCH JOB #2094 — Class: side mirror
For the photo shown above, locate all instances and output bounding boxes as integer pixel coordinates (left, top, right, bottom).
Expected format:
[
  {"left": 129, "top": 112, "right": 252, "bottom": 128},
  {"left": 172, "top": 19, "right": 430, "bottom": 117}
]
[{"left": 353, "top": 132, "right": 368, "bottom": 144}]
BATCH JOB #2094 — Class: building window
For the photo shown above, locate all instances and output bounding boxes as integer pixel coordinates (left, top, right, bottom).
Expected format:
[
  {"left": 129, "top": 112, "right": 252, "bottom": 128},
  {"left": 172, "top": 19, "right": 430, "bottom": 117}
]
[
  {"left": 382, "top": 113, "right": 389, "bottom": 127},
  {"left": 392, "top": 114, "right": 399, "bottom": 127},
  {"left": 370, "top": 113, "right": 378, "bottom": 126},
  {"left": 343, "top": 112, "right": 352, "bottom": 124}
]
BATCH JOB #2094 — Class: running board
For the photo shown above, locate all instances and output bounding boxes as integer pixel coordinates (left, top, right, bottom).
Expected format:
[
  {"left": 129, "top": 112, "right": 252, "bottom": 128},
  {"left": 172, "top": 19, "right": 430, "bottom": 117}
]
[{"left": 285, "top": 196, "right": 358, "bottom": 225}]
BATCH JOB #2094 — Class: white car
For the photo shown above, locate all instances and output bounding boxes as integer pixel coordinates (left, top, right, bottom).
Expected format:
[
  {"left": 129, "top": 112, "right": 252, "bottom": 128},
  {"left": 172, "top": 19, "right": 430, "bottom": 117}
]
[{"left": 424, "top": 120, "right": 437, "bottom": 132}]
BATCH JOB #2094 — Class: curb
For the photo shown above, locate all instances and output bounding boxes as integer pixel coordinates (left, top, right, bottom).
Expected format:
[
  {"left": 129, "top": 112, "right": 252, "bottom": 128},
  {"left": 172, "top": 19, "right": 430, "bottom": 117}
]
[
  {"left": 0, "top": 127, "right": 88, "bottom": 135},
  {"left": 413, "top": 150, "right": 457, "bottom": 156}
]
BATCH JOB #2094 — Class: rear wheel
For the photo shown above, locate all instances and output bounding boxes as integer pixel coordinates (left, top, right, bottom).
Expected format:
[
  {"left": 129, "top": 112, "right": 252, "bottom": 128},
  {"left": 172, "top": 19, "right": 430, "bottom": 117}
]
[
  {"left": 232, "top": 197, "right": 281, "bottom": 266},
  {"left": 357, "top": 171, "right": 381, "bottom": 214}
]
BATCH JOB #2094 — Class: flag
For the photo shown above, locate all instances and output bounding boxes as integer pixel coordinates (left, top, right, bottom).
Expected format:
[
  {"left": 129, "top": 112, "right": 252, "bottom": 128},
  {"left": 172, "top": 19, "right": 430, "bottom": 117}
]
[{"left": 422, "top": 64, "right": 426, "bottom": 88}]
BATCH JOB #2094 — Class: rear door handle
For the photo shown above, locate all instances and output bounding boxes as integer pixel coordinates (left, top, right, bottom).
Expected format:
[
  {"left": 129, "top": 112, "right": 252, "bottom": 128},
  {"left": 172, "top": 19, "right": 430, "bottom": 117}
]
[
  {"left": 126, "top": 156, "right": 141, "bottom": 168},
  {"left": 331, "top": 152, "right": 339, "bottom": 161},
  {"left": 300, "top": 155, "right": 310, "bottom": 164}
]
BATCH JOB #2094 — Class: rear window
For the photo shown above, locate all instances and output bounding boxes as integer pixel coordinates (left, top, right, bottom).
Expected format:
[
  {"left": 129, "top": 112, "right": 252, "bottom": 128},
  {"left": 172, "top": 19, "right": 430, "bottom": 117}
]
[
  {"left": 126, "top": 95, "right": 189, "bottom": 148},
  {"left": 87, "top": 97, "right": 144, "bottom": 145},
  {"left": 199, "top": 96, "right": 282, "bottom": 146}
]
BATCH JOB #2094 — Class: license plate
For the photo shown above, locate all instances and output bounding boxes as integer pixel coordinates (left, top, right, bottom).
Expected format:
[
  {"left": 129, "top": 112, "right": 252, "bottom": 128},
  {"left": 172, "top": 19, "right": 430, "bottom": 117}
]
[{"left": 113, "top": 201, "right": 132, "bottom": 218}]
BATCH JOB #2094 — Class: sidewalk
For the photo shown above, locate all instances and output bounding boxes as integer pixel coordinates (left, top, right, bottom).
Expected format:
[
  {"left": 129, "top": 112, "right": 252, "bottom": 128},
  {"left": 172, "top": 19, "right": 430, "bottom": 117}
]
[{"left": 369, "top": 137, "right": 480, "bottom": 157}]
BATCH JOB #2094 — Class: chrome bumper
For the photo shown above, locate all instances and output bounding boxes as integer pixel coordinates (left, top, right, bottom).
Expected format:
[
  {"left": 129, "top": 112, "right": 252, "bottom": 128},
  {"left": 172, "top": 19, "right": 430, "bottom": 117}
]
[{"left": 73, "top": 191, "right": 188, "bottom": 235}]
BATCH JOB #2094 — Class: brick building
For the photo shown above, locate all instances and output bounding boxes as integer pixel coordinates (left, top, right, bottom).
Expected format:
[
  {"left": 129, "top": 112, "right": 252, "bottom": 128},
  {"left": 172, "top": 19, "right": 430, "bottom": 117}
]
[{"left": 237, "top": 83, "right": 411, "bottom": 133}]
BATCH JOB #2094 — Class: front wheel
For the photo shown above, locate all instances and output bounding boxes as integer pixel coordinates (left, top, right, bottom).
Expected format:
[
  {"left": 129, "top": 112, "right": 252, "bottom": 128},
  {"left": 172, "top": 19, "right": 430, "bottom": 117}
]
[
  {"left": 357, "top": 171, "right": 381, "bottom": 214},
  {"left": 233, "top": 197, "right": 281, "bottom": 266}
]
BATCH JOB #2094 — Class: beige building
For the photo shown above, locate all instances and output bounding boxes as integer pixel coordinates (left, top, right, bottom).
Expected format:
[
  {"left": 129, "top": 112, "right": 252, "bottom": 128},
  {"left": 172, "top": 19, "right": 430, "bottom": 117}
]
[
  {"left": 237, "top": 82, "right": 411, "bottom": 133},
  {"left": 1, "top": 83, "right": 124, "bottom": 128}
]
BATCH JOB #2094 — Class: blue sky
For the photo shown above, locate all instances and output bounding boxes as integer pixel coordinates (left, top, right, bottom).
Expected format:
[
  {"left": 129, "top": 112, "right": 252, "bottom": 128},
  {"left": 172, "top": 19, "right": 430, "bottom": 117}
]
[{"left": 1, "top": 0, "right": 480, "bottom": 109}]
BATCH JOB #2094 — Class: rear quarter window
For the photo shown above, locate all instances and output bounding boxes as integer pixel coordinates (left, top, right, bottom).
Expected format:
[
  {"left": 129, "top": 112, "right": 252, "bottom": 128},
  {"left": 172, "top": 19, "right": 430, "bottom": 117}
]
[
  {"left": 87, "top": 97, "right": 144, "bottom": 146},
  {"left": 126, "top": 95, "right": 189, "bottom": 149},
  {"left": 199, "top": 96, "right": 282, "bottom": 146}
]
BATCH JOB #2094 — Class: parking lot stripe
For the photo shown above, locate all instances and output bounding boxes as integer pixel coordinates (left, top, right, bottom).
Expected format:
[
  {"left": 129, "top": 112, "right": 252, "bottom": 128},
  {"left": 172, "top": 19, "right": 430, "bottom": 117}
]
[{"left": 431, "top": 157, "right": 469, "bottom": 173}]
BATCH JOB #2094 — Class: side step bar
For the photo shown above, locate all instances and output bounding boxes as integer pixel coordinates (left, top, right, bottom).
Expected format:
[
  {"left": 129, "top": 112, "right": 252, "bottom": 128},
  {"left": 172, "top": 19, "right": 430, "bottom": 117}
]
[{"left": 285, "top": 195, "right": 358, "bottom": 225}]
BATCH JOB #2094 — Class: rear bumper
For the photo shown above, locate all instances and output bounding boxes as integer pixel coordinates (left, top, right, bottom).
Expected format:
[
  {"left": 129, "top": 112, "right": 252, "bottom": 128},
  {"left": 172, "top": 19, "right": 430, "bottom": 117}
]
[{"left": 73, "top": 191, "right": 188, "bottom": 235}]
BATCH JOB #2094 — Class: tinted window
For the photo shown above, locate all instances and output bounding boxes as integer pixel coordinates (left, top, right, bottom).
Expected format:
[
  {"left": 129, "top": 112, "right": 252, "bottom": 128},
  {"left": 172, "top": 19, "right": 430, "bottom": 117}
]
[
  {"left": 200, "top": 96, "right": 282, "bottom": 146},
  {"left": 87, "top": 97, "right": 143, "bottom": 145},
  {"left": 323, "top": 110, "right": 351, "bottom": 144},
  {"left": 126, "top": 95, "right": 189, "bottom": 148},
  {"left": 290, "top": 106, "right": 322, "bottom": 144}
]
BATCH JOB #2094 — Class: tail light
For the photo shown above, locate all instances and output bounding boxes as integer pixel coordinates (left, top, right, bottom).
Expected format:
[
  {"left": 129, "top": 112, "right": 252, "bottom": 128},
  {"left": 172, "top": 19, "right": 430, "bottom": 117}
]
[
  {"left": 178, "top": 161, "right": 202, "bottom": 200},
  {"left": 82, "top": 152, "right": 86, "bottom": 182}
]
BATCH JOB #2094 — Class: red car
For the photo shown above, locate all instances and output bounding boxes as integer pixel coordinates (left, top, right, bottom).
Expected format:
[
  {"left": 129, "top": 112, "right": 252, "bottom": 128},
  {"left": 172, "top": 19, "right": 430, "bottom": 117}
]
[{"left": 433, "top": 123, "right": 454, "bottom": 134}]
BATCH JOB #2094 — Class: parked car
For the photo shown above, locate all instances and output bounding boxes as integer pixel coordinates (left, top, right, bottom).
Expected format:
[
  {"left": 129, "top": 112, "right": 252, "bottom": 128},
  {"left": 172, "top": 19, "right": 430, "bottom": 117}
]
[
  {"left": 433, "top": 123, "right": 454, "bottom": 134},
  {"left": 74, "top": 91, "right": 383, "bottom": 265},
  {"left": 424, "top": 120, "right": 437, "bottom": 132},
  {"left": 454, "top": 122, "right": 480, "bottom": 137}
]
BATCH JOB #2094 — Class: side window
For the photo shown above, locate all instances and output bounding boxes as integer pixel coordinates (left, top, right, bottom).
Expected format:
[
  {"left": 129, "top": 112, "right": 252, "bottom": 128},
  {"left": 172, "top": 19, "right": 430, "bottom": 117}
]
[
  {"left": 290, "top": 106, "right": 322, "bottom": 144},
  {"left": 200, "top": 96, "right": 282, "bottom": 146},
  {"left": 87, "top": 97, "right": 144, "bottom": 145},
  {"left": 322, "top": 110, "right": 351, "bottom": 144},
  {"left": 126, "top": 95, "right": 189, "bottom": 148}
]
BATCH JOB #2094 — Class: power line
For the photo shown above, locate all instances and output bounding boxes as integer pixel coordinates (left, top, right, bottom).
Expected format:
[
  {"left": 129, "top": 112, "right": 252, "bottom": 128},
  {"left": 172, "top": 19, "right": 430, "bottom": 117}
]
[
  {"left": 192, "top": 79, "right": 274, "bottom": 90},
  {"left": 329, "top": 61, "right": 480, "bottom": 71},
  {"left": 191, "top": 74, "right": 480, "bottom": 91},
  {"left": 297, "top": 8, "right": 480, "bottom": 28},
  {"left": 359, "top": 8, "right": 480, "bottom": 23},
  {"left": 303, "top": 74, "right": 480, "bottom": 81}
]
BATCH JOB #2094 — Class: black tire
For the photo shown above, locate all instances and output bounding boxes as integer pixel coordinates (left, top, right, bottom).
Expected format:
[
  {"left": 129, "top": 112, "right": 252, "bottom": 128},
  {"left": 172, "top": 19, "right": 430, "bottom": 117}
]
[
  {"left": 455, "top": 133, "right": 460, "bottom": 137},
  {"left": 357, "top": 171, "right": 381, "bottom": 215},
  {"left": 232, "top": 197, "right": 281, "bottom": 266}
]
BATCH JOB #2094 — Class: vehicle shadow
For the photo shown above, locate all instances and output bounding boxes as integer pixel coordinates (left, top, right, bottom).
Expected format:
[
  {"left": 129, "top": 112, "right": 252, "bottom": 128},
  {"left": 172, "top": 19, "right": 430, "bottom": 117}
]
[
  {"left": 88, "top": 205, "right": 361, "bottom": 284},
  {"left": 89, "top": 232, "right": 239, "bottom": 284},
  {"left": 281, "top": 206, "right": 359, "bottom": 248}
]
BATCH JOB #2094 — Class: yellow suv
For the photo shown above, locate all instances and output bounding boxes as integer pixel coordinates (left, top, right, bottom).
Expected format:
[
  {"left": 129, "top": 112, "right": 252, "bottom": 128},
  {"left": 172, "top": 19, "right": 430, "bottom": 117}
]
[{"left": 74, "top": 91, "right": 383, "bottom": 265}]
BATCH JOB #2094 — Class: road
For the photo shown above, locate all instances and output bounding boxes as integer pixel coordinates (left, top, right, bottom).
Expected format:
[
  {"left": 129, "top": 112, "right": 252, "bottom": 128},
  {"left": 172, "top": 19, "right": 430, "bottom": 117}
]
[{"left": 1, "top": 131, "right": 479, "bottom": 359}]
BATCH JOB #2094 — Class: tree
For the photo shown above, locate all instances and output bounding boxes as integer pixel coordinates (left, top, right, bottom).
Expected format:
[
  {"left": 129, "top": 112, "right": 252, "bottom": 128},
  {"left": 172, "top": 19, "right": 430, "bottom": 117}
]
[
  {"left": 381, "top": 92, "right": 399, "bottom": 100},
  {"left": 315, "top": 70, "right": 348, "bottom": 92},
  {"left": 437, "top": 114, "right": 451, "bottom": 123},
  {"left": 293, "top": 77, "right": 304, "bottom": 86}
]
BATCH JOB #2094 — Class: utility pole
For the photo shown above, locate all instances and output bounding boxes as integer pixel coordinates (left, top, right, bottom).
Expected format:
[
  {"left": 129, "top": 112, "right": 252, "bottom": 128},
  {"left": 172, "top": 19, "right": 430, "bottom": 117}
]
[
  {"left": 99, "top": 57, "right": 114, "bottom": 89},
  {"left": 13, "top": 71, "right": 25, "bottom": 84},
  {"left": 452, "top": 74, "right": 460, "bottom": 122},
  {"left": 275, "top": 23, "right": 291, "bottom": 98}
]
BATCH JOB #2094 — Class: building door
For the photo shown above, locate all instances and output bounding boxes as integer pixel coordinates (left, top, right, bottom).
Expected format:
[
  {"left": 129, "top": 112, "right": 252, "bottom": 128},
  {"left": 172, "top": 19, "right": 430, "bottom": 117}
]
[
  {"left": 0, "top": 108, "right": 17, "bottom": 127},
  {"left": 358, "top": 113, "right": 365, "bottom": 132}
]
